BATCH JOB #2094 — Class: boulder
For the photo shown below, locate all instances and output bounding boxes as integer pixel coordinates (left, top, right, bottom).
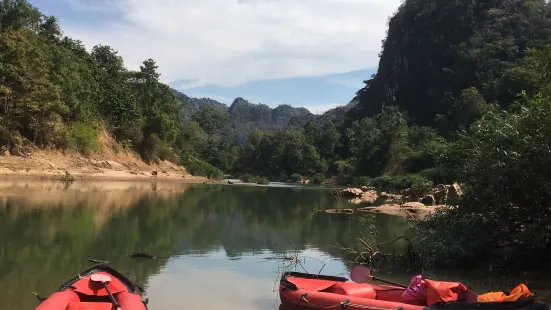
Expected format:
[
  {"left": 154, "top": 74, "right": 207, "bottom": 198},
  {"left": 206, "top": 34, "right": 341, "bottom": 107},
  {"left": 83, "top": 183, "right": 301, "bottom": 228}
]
[
  {"left": 361, "top": 190, "right": 378, "bottom": 203},
  {"left": 420, "top": 195, "right": 436, "bottom": 205},
  {"left": 379, "top": 191, "right": 389, "bottom": 199},
  {"left": 361, "top": 186, "right": 376, "bottom": 192},
  {"left": 333, "top": 188, "right": 363, "bottom": 197},
  {"left": 446, "top": 183, "right": 463, "bottom": 202},
  {"left": 403, "top": 202, "right": 426, "bottom": 208},
  {"left": 347, "top": 190, "right": 379, "bottom": 204},
  {"left": 433, "top": 189, "right": 448, "bottom": 204}
]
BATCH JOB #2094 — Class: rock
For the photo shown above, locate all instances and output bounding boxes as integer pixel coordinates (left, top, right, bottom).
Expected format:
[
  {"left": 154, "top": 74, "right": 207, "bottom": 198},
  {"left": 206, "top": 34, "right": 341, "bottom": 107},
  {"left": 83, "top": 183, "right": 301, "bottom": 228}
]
[
  {"left": 433, "top": 189, "right": 448, "bottom": 204},
  {"left": 319, "top": 208, "right": 355, "bottom": 214},
  {"left": 361, "top": 190, "right": 378, "bottom": 203},
  {"left": 151, "top": 171, "right": 158, "bottom": 176},
  {"left": 379, "top": 191, "right": 389, "bottom": 199},
  {"left": 361, "top": 186, "right": 376, "bottom": 192},
  {"left": 346, "top": 190, "right": 378, "bottom": 204},
  {"left": 386, "top": 194, "right": 403, "bottom": 203},
  {"left": 333, "top": 188, "right": 364, "bottom": 197},
  {"left": 403, "top": 202, "right": 426, "bottom": 208},
  {"left": 401, "top": 188, "right": 412, "bottom": 196},
  {"left": 420, "top": 195, "right": 436, "bottom": 205},
  {"left": 446, "top": 183, "right": 463, "bottom": 202}
]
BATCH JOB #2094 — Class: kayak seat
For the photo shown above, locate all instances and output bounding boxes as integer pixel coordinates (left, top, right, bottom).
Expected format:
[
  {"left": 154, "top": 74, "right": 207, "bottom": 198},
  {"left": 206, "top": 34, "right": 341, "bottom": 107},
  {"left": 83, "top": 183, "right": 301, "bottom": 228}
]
[
  {"left": 35, "top": 291, "right": 80, "bottom": 310},
  {"left": 327, "top": 282, "right": 377, "bottom": 299},
  {"left": 115, "top": 291, "right": 144, "bottom": 308},
  {"left": 66, "top": 302, "right": 113, "bottom": 310}
]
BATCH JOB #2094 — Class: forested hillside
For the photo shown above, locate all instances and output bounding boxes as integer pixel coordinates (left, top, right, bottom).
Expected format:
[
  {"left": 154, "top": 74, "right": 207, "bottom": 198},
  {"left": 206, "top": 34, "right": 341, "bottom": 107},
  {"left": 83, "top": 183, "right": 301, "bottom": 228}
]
[
  {"left": 210, "top": 0, "right": 551, "bottom": 269},
  {"left": 0, "top": 0, "right": 225, "bottom": 177},
  {"left": 2, "top": 0, "right": 551, "bottom": 268}
]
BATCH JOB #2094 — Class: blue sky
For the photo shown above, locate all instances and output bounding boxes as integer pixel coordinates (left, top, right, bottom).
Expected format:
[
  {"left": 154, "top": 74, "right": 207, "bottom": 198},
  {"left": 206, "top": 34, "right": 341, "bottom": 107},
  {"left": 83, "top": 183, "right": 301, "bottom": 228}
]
[{"left": 30, "top": 0, "right": 400, "bottom": 114}]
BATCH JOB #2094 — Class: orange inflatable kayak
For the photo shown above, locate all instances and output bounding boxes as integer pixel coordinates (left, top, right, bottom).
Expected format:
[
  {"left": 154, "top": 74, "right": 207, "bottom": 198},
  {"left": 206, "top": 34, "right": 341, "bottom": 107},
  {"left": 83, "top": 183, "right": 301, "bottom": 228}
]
[
  {"left": 279, "top": 271, "right": 548, "bottom": 310},
  {"left": 34, "top": 264, "right": 148, "bottom": 310}
]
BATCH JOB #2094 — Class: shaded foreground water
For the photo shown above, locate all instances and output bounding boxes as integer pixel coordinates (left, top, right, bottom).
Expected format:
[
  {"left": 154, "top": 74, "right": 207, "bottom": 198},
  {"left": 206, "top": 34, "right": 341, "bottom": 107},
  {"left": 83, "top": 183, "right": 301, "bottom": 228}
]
[{"left": 0, "top": 180, "right": 549, "bottom": 309}]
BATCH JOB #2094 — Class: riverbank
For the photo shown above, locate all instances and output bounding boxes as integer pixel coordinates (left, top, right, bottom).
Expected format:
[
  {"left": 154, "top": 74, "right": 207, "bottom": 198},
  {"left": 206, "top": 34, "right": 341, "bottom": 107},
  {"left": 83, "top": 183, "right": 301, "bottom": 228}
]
[
  {"left": 318, "top": 202, "right": 443, "bottom": 219},
  {"left": 0, "top": 134, "right": 209, "bottom": 184}
]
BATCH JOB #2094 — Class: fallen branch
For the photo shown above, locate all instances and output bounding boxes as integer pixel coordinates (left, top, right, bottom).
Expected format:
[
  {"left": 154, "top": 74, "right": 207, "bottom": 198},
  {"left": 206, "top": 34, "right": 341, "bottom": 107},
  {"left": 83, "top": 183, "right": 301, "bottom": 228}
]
[{"left": 337, "top": 234, "right": 423, "bottom": 271}]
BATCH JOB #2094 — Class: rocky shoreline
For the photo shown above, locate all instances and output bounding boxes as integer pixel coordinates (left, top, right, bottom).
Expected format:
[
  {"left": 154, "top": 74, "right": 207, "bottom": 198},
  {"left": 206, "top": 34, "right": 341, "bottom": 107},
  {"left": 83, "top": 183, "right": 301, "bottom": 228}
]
[{"left": 320, "top": 183, "right": 463, "bottom": 219}]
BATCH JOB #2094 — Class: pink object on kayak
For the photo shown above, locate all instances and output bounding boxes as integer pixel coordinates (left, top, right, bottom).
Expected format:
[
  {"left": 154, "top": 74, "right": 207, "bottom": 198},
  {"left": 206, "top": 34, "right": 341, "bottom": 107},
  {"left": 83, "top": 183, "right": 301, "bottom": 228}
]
[{"left": 402, "top": 275, "right": 426, "bottom": 302}]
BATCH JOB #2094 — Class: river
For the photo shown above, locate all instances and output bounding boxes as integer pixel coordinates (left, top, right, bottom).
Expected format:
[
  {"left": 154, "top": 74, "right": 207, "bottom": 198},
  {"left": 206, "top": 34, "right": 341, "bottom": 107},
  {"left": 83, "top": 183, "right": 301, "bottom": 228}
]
[{"left": 0, "top": 180, "right": 548, "bottom": 309}]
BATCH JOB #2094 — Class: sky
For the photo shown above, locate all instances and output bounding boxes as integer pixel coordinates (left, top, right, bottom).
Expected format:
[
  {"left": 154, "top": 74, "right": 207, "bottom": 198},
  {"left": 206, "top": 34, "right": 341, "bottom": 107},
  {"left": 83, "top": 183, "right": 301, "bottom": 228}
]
[{"left": 29, "top": 0, "right": 402, "bottom": 114}]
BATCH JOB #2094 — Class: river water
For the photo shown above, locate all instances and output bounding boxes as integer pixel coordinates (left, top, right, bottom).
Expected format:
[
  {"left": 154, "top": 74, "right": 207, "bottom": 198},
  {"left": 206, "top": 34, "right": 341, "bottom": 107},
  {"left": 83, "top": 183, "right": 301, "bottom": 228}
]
[{"left": 0, "top": 180, "right": 548, "bottom": 309}]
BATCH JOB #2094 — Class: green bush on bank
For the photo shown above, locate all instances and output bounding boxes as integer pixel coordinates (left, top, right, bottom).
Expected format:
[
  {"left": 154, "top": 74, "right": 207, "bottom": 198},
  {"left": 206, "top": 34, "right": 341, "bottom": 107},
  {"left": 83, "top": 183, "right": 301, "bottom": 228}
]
[
  {"left": 289, "top": 173, "right": 303, "bottom": 183},
  {"left": 311, "top": 173, "right": 324, "bottom": 185},
  {"left": 368, "top": 173, "right": 433, "bottom": 195},
  {"left": 65, "top": 122, "right": 100, "bottom": 155},
  {"left": 241, "top": 174, "right": 270, "bottom": 185},
  {"left": 184, "top": 157, "right": 224, "bottom": 179},
  {"left": 142, "top": 134, "right": 179, "bottom": 164}
]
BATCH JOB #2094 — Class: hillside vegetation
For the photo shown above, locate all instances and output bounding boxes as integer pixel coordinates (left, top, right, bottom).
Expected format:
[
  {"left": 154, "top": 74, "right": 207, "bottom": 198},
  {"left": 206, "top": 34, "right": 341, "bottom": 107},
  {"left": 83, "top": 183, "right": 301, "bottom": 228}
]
[
  {"left": 180, "top": 0, "right": 551, "bottom": 270},
  {"left": 3, "top": 0, "right": 551, "bottom": 269},
  {"left": 0, "top": 0, "right": 223, "bottom": 178}
]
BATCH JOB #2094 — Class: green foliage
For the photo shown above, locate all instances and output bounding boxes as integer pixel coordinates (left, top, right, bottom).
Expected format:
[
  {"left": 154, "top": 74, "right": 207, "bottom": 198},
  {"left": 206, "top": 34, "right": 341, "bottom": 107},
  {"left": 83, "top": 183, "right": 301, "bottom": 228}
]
[
  {"left": 368, "top": 174, "right": 432, "bottom": 196},
  {"left": 234, "top": 130, "right": 322, "bottom": 179},
  {"left": 190, "top": 106, "right": 228, "bottom": 136},
  {"left": 65, "top": 121, "right": 99, "bottom": 154},
  {"left": 182, "top": 155, "right": 223, "bottom": 180},
  {"left": 241, "top": 174, "right": 269, "bottom": 185},
  {"left": 350, "top": 0, "right": 551, "bottom": 126},
  {"left": 0, "top": 0, "right": 186, "bottom": 167},
  {"left": 311, "top": 173, "right": 325, "bottom": 185},
  {"left": 143, "top": 133, "right": 178, "bottom": 164},
  {"left": 289, "top": 173, "right": 303, "bottom": 183}
]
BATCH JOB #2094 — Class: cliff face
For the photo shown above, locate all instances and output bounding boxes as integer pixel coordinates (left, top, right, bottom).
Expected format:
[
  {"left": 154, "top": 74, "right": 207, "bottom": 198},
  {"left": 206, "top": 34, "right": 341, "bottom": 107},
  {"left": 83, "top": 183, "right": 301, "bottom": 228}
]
[{"left": 349, "top": 0, "right": 551, "bottom": 126}]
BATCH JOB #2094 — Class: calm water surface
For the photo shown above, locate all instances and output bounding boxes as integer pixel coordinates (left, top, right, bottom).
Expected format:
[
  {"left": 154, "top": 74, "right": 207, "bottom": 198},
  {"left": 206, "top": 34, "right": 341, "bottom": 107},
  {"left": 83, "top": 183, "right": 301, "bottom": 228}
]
[{"left": 0, "top": 180, "right": 548, "bottom": 309}]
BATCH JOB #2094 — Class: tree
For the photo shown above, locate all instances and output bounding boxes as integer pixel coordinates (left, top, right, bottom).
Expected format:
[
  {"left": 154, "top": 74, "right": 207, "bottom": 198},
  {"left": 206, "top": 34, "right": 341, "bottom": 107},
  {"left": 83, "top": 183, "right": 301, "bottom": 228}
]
[{"left": 191, "top": 106, "right": 228, "bottom": 136}]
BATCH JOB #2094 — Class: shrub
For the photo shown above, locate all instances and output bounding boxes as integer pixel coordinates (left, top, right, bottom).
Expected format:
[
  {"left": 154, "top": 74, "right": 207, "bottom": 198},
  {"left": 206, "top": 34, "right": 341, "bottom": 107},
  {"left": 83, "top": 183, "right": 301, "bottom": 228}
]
[
  {"left": 143, "top": 133, "right": 178, "bottom": 164},
  {"left": 368, "top": 173, "right": 432, "bottom": 196},
  {"left": 66, "top": 122, "right": 100, "bottom": 155},
  {"left": 183, "top": 157, "right": 224, "bottom": 179},
  {"left": 289, "top": 173, "right": 303, "bottom": 183},
  {"left": 241, "top": 174, "right": 270, "bottom": 185},
  {"left": 312, "top": 173, "right": 325, "bottom": 185}
]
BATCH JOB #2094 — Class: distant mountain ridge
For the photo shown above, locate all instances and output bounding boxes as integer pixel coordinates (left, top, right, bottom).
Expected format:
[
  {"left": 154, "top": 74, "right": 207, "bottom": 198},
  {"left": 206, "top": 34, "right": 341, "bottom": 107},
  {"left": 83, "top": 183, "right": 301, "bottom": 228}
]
[{"left": 172, "top": 89, "right": 355, "bottom": 144}]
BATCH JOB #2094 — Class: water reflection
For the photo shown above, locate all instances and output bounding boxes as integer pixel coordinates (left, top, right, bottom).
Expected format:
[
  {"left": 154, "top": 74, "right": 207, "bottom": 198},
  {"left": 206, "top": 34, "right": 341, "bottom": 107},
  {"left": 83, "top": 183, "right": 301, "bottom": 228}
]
[
  {"left": 0, "top": 180, "right": 387, "bottom": 309},
  {"left": 0, "top": 180, "right": 548, "bottom": 310}
]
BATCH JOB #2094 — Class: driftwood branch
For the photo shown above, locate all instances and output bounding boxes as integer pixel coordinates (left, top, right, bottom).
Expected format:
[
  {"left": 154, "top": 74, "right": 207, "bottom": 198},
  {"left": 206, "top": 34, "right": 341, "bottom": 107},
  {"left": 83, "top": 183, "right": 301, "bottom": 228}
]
[{"left": 337, "top": 234, "right": 423, "bottom": 270}]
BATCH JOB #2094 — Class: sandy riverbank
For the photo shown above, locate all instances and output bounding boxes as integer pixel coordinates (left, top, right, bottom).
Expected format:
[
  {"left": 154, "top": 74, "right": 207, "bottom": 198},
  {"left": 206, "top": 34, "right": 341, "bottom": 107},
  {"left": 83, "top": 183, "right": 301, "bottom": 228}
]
[{"left": 0, "top": 132, "right": 210, "bottom": 184}]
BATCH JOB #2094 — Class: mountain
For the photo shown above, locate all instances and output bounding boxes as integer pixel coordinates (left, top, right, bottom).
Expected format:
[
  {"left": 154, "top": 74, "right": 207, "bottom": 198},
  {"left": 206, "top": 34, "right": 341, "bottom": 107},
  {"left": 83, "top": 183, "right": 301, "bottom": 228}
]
[
  {"left": 173, "top": 89, "right": 350, "bottom": 144},
  {"left": 173, "top": 91, "right": 228, "bottom": 119},
  {"left": 349, "top": 0, "right": 551, "bottom": 127}
]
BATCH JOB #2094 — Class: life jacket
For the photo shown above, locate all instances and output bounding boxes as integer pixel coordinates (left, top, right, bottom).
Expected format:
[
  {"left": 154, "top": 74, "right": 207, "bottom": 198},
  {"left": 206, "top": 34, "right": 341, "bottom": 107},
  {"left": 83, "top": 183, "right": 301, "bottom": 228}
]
[
  {"left": 477, "top": 283, "right": 533, "bottom": 302},
  {"left": 424, "top": 279, "right": 468, "bottom": 306}
]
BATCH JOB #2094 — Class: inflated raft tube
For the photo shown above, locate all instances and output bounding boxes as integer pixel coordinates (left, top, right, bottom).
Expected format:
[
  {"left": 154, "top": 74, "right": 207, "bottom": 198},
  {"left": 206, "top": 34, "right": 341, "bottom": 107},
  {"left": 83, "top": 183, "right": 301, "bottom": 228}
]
[
  {"left": 35, "top": 264, "right": 148, "bottom": 310},
  {"left": 279, "top": 272, "right": 550, "bottom": 310}
]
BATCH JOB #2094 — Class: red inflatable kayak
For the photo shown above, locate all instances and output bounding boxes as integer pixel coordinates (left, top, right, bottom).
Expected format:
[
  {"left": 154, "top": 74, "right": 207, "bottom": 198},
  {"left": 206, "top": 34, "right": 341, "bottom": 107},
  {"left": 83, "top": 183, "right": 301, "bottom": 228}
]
[
  {"left": 279, "top": 272, "right": 548, "bottom": 310},
  {"left": 34, "top": 264, "right": 148, "bottom": 310}
]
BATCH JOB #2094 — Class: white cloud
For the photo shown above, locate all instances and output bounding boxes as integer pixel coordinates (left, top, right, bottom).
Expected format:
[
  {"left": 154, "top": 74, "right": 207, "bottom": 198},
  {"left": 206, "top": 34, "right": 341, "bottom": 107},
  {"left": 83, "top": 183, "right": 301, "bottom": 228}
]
[
  {"left": 305, "top": 103, "right": 344, "bottom": 115},
  {"left": 60, "top": 0, "right": 402, "bottom": 87}
]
